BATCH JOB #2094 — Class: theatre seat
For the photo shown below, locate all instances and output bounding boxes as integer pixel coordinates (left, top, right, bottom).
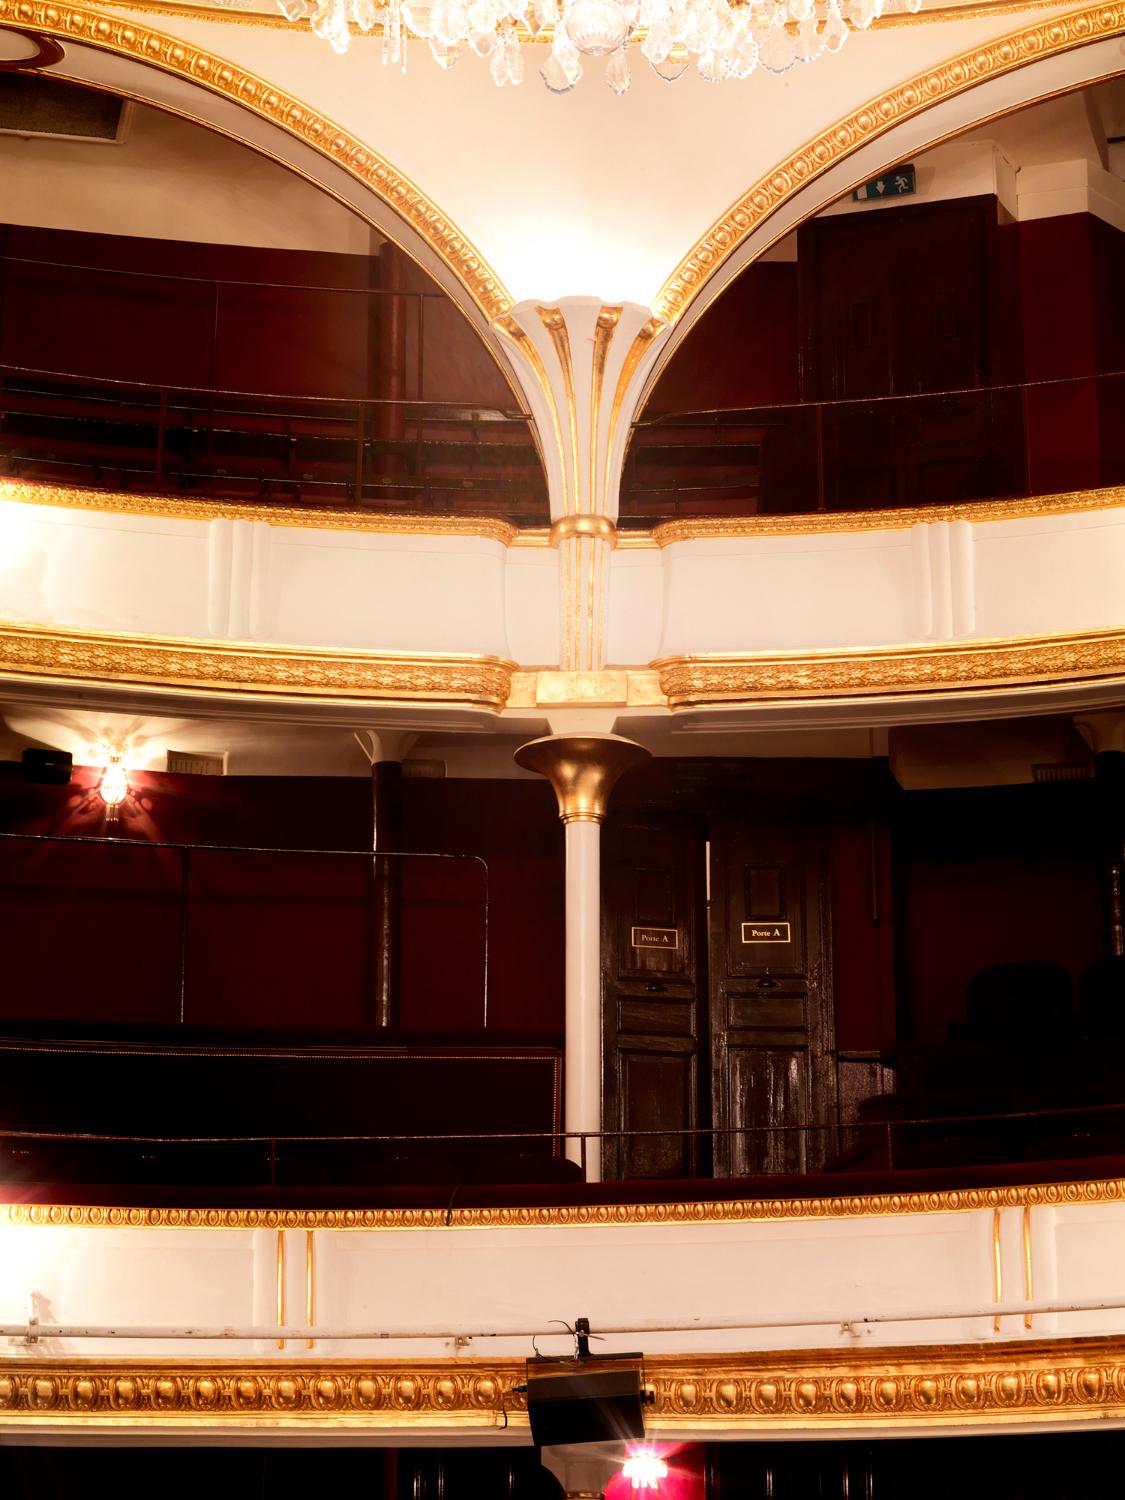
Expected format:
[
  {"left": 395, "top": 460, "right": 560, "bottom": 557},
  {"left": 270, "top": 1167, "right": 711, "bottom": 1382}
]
[
  {"left": 1023, "top": 1131, "right": 1125, "bottom": 1163},
  {"left": 963, "top": 960, "right": 1073, "bottom": 1040},
  {"left": 1078, "top": 957, "right": 1125, "bottom": 1037},
  {"left": 467, "top": 1151, "right": 583, "bottom": 1185}
]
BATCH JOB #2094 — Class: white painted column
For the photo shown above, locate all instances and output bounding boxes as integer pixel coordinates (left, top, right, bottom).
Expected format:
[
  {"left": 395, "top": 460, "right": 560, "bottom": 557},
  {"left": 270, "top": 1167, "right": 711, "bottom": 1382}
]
[
  {"left": 566, "top": 816, "right": 602, "bottom": 1180},
  {"left": 514, "top": 735, "right": 651, "bottom": 1183},
  {"left": 541, "top": 1444, "right": 621, "bottom": 1499}
]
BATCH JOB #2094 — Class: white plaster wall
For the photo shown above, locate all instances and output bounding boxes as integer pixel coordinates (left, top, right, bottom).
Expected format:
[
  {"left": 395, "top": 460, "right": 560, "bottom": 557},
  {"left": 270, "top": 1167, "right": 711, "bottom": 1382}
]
[
  {"left": 0, "top": 1198, "right": 1120, "bottom": 1367},
  {"left": 655, "top": 530, "right": 918, "bottom": 657},
  {"left": 258, "top": 527, "right": 510, "bottom": 654},
  {"left": 3, "top": 494, "right": 1123, "bottom": 665},
  {"left": 971, "top": 510, "right": 1125, "bottom": 641},
  {"left": 818, "top": 139, "right": 1018, "bottom": 222},
  {"left": 504, "top": 548, "right": 561, "bottom": 667},
  {"left": 0, "top": 494, "right": 513, "bottom": 657},
  {"left": 606, "top": 548, "right": 663, "bottom": 666},
  {"left": 0, "top": 501, "right": 211, "bottom": 637},
  {"left": 0, "top": 100, "right": 375, "bottom": 254},
  {"left": 147, "top": 5, "right": 1053, "bottom": 307}
]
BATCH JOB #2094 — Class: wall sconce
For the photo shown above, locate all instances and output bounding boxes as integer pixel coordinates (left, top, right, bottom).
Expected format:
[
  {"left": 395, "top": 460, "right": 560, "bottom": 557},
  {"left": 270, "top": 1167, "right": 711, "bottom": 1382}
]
[
  {"left": 98, "top": 754, "right": 130, "bottom": 823},
  {"left": 621, "top": 1451, "right": 668, "bottom": 1491}
]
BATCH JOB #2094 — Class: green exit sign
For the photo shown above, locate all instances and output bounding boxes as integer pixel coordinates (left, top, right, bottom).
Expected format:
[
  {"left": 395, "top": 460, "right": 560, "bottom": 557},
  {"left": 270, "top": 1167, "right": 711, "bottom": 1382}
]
[{"left": 852, "top": 165, "right": 916, "bottom": 203}]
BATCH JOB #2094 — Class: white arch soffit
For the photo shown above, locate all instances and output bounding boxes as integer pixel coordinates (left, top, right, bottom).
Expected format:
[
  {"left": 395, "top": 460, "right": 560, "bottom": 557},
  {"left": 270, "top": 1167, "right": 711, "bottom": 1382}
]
[
  {"left": 639, "top": 29, "right": 1125, "bottom": 401},
  {"left": 19, "top": 31, "right": 529, "bottom": 411}
]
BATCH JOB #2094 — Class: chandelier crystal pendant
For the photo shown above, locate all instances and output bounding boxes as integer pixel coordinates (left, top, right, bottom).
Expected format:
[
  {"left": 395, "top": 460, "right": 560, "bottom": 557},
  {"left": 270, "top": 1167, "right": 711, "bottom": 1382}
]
[{"left": 276, "top": 0, "right": 924, "bottom": 89}]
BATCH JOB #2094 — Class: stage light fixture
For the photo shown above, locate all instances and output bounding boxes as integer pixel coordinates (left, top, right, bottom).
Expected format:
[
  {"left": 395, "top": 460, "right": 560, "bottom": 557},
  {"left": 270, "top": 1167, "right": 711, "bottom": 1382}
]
[{"left": 525, "top": 1317, "right": 650, "bottom": 1449}]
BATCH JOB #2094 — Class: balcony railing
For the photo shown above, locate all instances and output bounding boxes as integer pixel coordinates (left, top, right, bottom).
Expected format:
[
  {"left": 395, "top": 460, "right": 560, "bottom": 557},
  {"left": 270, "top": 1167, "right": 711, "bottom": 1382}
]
[
  {"left": 623, "top": 366, "right": 1125, "bottom": 525},
  {"left": 0, "top": 249, "right": 548, "bottom": 520}
]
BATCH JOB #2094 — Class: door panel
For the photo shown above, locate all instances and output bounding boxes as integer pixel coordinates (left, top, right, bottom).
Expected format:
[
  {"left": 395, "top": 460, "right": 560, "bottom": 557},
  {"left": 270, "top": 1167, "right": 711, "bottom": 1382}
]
[
  {"left": 726, "top": 1044, "right": 810, "bottom": 1176},
  {"left": 602, "top": 815, "right": 708, "bottom": 1180},
  {"left": 710, "top": 817, "right": 836, "bottom": 1177},
  {"left": 619, "top": 1046, "right": 697, "bottom": 1181}
]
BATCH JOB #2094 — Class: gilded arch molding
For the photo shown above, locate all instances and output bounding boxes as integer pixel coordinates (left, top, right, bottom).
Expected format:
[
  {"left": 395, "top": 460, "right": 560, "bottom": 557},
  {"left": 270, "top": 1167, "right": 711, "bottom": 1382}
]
[
  {"left": 0, "top": 0, "right": 513, "bottom": 323},
  {"left": 655, "top": 0, "right": 1125, "bottom": 327}
]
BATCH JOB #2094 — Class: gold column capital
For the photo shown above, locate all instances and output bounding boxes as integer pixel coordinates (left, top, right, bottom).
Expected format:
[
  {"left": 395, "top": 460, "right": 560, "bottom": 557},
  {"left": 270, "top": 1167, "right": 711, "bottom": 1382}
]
[
  {"left": 549, "top": 514, "right": 617, "bottom": 549},
  {"left": 514, "top": 734, "right": 650, "bottom": 823}
]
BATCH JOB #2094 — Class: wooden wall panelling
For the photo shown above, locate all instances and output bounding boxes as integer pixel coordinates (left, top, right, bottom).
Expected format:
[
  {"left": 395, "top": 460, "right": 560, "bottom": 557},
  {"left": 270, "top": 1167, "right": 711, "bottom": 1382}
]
[
  {"left": 797, "top": 196, "right": 1023, "bottom": 511},
  {"left": 708, "top": 814, "right": 836, "bottom": 1177},
  {"left": 601, "top": 813, "right": 709, "bottom": 1181}
]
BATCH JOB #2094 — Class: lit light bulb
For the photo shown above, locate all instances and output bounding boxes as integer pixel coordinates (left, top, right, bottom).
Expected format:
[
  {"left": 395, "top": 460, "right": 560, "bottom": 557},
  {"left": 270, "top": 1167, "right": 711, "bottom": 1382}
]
[
  {"left": 622, "top": 1451, "right": 669, "bottom": 1491},
  {"left": 98, "top": 756, "right": 129, "bottom": 820}
]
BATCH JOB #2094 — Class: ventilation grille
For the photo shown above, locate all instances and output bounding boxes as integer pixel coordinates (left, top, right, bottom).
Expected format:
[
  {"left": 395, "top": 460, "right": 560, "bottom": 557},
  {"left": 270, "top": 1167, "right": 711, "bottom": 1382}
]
[
  {"left": 0, "top": 73, "right": 126, "bottom": 142},
  {"left": 167, "top": 750, "right": 227, "bottom": 777},
  {"left": 1032, "top": 762, "right": 1093, "bottom": 784},
  {"left": 402, "top": 758, "right": 446, "bottom": 779}
]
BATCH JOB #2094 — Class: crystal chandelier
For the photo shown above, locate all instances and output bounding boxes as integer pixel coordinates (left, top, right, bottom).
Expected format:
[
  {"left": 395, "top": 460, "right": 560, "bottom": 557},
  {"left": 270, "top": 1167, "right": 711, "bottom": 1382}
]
[{"left": 276, "top": 0, "right": 923, "bottom": 92}]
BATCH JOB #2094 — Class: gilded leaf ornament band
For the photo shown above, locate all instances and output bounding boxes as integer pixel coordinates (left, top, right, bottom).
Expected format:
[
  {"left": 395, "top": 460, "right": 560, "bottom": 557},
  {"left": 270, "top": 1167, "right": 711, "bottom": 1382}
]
[
  {"left": 0, "top": 623, "right": 514, "bottom": 710},
  {"left": 0, "top": 0, "right": 511, "bottom": 322},
  {"left": 5, "top": 1173, "right": 1125, "bottom": 1230},
  {"left": 0, "top": 480, "right": 518, "bottom": 543},
  {"left": 650, "top": 484, "right": 1125, "bottom": 543},
  {"left": 656, "top": 0, "right": 1125, "bottom": 323},
  {"left": 656, "top": 628, "right": 1125, "bottom": 707},
  {"left": 4, "top": 1338, "right": 1125, "bottom": 1429}
]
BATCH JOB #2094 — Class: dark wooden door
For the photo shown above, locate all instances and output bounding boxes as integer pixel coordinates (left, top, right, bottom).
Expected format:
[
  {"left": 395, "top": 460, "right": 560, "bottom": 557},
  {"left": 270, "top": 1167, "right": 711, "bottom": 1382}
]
[
  {"left": 709, "top": 815, "right": 836, "bottom": 1177},
  {"left": 602, "top": 814, "right": 708, "bottom": 1181}
]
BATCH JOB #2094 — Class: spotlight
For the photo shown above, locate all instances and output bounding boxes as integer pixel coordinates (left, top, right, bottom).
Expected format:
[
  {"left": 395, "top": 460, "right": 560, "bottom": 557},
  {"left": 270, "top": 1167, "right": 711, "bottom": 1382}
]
[
  {"left": 621, "top": 1451, "right": 668, "bottom": 1491},
  {"left": 525, "top": 1317, "right": 651, "bottom": 1449}
]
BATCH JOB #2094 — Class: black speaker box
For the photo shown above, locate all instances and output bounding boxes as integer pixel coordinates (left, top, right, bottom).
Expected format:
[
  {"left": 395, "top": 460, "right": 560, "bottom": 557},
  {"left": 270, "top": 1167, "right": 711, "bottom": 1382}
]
[
  {"left": 21, "top": 748, "right": 73, "bottom": 785},
  {"left": 526, "top": 1358, "right": 646, "bottom": 1447}
]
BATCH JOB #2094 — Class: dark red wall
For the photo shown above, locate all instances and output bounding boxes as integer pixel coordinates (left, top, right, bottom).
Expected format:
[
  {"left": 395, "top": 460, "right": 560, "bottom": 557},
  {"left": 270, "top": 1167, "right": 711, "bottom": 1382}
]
[
  {"left": 400, "top": 778, "right": 564, "bottom": 1039},
  {"left": 0, "top": 765, "right": 565, "bottom": 1038},
  {"left": 896, "top": 785, "right": 1104, "bottom": 1044},
  {"left": 0, "top": 224, "right": 515, "bottom": 407},
  {"left": 829, "top": 819, "right": 896, "bottom": 1053},
  {"left": 634, "top": 202, "right": 1124, "bottom": 515},
  {"left": 644, "top": 262, "right": 800, "bottom": 414}
]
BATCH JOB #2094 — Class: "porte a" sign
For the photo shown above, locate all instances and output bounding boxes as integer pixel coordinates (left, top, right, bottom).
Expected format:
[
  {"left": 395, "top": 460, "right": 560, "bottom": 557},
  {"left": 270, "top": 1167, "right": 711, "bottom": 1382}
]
[{"left": 741, "top": 921, "right": 791, "bottom": 944}]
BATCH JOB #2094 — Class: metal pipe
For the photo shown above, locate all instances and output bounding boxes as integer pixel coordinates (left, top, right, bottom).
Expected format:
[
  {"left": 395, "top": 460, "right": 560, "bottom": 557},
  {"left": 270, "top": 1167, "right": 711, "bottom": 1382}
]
[{"left": 4, "top": 1296, "right": 1125, "bottom": 1345}]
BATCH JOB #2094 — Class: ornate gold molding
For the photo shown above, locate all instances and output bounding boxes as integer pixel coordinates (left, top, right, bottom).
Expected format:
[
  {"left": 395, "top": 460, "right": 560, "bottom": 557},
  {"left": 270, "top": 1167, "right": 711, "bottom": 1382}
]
[
  {"left": 656, "top": 0, "right": 1125, "bottom": 323},
  {"left": 650, "top": 484, "right": 1125, "bottom": 544},
  {"left": 5, "top": 1174, "right": 1125, "bottom": 1230},
  {"left": 0, "top": 0, "right": 511, "bottom": 322},
  {"left": 0, "top": 480, "right": 518, "bottom": 543},
  {"left": 514, "top": 733, "right": 651, "bottom": 823},
  {"left": 87, "top": 0, "right": 1085, "bottom": 35},
  {"left": 5, "top": 1337, "right": 1125, "bottom": 1429},
  {"left": 0, "top": 623, "right": 514, "bottom": 709},
  {"left": 656, "top": 628, "right": 1125, "bottom": 708},
  {"left": 7, "top": 479, "right": 1120, "bottom": 546},
  {"left": 549, "top": 514, "right": 617, "bottom": 548}
]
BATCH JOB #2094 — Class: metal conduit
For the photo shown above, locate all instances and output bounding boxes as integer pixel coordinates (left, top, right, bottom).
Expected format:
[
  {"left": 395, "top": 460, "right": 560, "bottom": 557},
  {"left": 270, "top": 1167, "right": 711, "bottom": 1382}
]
[{"left": 5, "top": 1297, "right": 1125, "bottom": 1345}]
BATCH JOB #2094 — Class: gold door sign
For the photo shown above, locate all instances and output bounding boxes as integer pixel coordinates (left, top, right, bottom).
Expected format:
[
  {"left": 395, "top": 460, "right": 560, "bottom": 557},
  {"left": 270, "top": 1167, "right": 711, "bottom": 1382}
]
[
  {"left": 742, "top": 921, "right": 791, "bottom": 944},
  {"left": 631, "top": 926, "right": 679, "bottom": 950}
]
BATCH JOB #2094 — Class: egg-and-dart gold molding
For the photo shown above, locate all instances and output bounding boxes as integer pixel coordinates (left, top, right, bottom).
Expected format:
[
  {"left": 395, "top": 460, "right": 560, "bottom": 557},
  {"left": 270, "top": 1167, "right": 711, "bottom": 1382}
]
[
  {"left": 0, "top": 622, "right": 514, "bottom": 710},
  {"left": 86, "top": 0, "right": 1088, "bottom": 36},
  {"left": 656, "top": 0, "right": 1125, "bottom": 324},
  {"left": 650, "top": 483, "right": 1125, "bottom": 543},
  {"left": 0, "top": 0, "right": 511, "bottom": 324},
  {"left": 5, "top": 1337, "right": 1125, "bottom": 1430},
  {"left": 0, "top": 479, "right": 519, "bottom": 543},
  {"left": 657, "top": 627, "right": 1125, "bottom": 707},
  {"left": 5, "top": 1172, "right": 1125, "bottom": 1230}
]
